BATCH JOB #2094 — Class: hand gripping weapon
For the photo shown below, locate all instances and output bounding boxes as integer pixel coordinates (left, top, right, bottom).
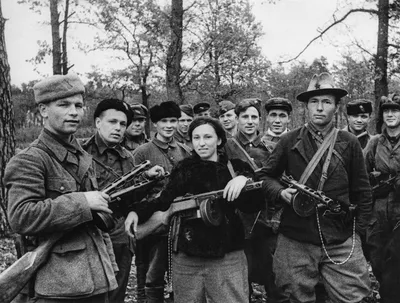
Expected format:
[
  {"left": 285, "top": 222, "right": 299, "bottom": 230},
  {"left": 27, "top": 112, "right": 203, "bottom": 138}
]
[
  {"left": 0, "top": 160, "right": 166, "bottom": 303},
  {"left": 279, "top": 174, "right": 341, "bottom": 217}
]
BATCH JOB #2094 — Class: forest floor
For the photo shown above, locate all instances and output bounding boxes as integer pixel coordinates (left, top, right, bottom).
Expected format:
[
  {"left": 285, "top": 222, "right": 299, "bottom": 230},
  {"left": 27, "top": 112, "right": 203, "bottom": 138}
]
[{"left": 0, "top": 236, "right": 379, "bottom": 303}]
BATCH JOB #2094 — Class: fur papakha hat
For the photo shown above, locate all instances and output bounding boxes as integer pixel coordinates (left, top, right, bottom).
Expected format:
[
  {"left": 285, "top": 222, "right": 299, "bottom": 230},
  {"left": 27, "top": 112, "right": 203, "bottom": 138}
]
[{"left": 150, "top": 101, "right": 181, "bottom": 123}]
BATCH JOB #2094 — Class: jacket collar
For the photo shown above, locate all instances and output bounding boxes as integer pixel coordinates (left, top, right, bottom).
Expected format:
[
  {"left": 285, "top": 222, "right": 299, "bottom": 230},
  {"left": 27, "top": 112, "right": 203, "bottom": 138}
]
[
  {"left": 236, "top": 130, "right": 262, "bottom": 147},
  {"left": 94, "top": 132, "right": 128, "bottom": 158},
  {"left": 40, "top": 128, "right": 84, "bottom": 163},
  {"left": 152, "top": 134, "right": 178, "bottom": 150}
]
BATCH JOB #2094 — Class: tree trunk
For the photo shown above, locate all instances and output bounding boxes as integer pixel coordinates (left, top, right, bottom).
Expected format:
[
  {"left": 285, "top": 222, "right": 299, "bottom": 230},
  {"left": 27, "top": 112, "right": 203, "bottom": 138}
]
[
  {"left": 50, "top": 0, "right": 62, "bottom": 75},
  {"left": 61, "top": 0, "right": 69, "bottom": 75},
  {"left": 166, "top": 0, "right": 183, "bottom": 104},
  {"left": 375, "top": 0, "right": 389, "bottom": 134},
  {"left": 0, "top": 0, "right": 15, "bottom": 235}
]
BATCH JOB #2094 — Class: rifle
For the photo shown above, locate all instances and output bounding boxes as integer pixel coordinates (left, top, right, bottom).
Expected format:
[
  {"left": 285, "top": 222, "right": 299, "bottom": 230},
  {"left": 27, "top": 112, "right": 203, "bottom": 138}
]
[
  {"left": 0, "top": 160, "right": 165, "bottom": 303},
  {"left": 280, "top": 174, "right": 342, "bottom": 217},
  {"left": 135, "top": 181, "right": 263, "bottom": 241}
]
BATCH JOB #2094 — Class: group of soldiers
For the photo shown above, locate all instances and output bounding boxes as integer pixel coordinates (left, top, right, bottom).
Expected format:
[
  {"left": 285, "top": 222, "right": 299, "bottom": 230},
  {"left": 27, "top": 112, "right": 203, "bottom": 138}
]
[{"left": 3, "top": 71, "right": 400, "bottom": 303}]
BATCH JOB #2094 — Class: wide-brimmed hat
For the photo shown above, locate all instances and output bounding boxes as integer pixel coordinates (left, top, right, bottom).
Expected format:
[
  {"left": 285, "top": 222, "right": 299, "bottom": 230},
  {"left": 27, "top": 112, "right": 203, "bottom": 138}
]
[{"left": 296, "top": 72, "right": 348, "bottom": 102}]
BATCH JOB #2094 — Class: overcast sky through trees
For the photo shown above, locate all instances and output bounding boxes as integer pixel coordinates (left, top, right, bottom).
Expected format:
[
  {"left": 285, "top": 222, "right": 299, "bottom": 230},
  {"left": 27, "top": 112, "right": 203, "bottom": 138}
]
[{"left": 3, "top": 0, "right": 377, "bottom": 86}]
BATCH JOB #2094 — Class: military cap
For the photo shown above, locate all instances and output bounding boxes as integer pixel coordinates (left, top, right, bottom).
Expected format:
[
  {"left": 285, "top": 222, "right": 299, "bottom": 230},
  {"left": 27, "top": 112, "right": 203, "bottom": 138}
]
[
  {"left": 296, "top": 72, "right": 348, "bottom": 102},
  {"left": 265, "top": 97, "right": 292, "bottom": 113},
  {"left": 346, "top": 99, "right": 373, "bottom": 115},
  {"left": 130, "top": 103, "right": 148, "bottom": 119},
  {"left": 94, "top": 98, "right": 133, "bottom": 126},
  {"left": 218, "top": 100, "right": 236, "bottom": 116},
  {"left": 381, "top": 93, "right": 400, "bottom": 111},
  {"left": 193, "top": 102, "right": 211, "bottom": 114},
  {"left": 150, "top": 101, "right": 181, "bottom": 123},
  {"left": 180, "top": 104, "right": 194, "bottom": 117},
  {"left": 235, "top": 98, "right": 261, "bottom": 116},
  {"left": 33, "top": 74, "right": 85, "bottom": 104}
]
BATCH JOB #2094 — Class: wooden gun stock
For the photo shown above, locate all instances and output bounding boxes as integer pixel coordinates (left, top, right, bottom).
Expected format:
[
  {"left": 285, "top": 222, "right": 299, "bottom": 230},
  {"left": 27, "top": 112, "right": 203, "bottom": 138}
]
[{"left": 0, "top": 232, "right": 63, "bottom": 303}]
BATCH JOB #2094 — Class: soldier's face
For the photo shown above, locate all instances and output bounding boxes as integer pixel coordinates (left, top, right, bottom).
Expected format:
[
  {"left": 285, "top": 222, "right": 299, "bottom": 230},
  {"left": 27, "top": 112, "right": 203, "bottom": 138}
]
[
  {"left": 348, "top": 114, "right": 371, "bottom": 133},
  {"left": 219, "top": 109, "right": 237, "bottom": 131},
  {"left": 383, "top": 109, "right": 400, "bottom": 129},
  {"left": 40, "top": 94, "right": 84, "bottom": 139},
  {"left": 266, "top": 109, "right": 290, "bottom": 135},
  {"left": 126, "top": 118, "right": 146, "bottom": 137},
  {"left": 96, "top": 109, "right": 127, "bottom": 145},
  {"left": 154, "top": 117, "right": 178, "bottom": 141},
  {"left": 307, "top": 95, "right": 338, "bottom": 127},
  {"left": 237, "top": 107, "right": 260, "bottom": 136},
  {"left": 178, "top": 112, "right": 193, "bottom": 134}
]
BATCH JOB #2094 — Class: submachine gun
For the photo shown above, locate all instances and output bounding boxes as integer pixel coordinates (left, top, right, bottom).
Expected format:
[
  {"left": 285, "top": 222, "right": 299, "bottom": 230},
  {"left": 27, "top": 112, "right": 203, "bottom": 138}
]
[
  {"left": 279, "top": 174, "right": 343, "bottom": 217},
  {"left": 168, "top": 180, "right": 263, "bottom": 226},
  {"left": 0, "top": 160, "right": 166, "bottom": 303}
]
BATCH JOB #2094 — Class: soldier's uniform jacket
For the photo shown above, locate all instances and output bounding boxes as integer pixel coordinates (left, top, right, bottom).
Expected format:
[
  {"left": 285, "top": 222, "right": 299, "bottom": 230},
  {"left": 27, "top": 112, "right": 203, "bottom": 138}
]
[
  {"left": 258, "top": 125, "right": 372, "bottom": 245},
  {"left": 5, "top": 129, "right": 118, "bottom": 299},
  {"left": 174, "top": 130, "right": 193, "bottom": 150},
  {"left": 121, "top": 133, "right": 149, "bottom": 153},
  {"left": 132, "top": 136, "right": 191, "bottom": 215},
  {"left": 224, "top": 131, "right": 271, "bottom": 238},
  {"left": 82, "top": 133, "right": 136, "bottom": 247},
  {"left": 364, "top": 130, "right": 400, "bottom": 281},
  {"left": 342, "top": 125, "right": 374, "bottom": 150}
]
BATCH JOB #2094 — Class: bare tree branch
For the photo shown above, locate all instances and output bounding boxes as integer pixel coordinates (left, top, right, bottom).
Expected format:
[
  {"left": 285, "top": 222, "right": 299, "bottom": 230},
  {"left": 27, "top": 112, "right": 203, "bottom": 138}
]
[{"left": 279, "top": 8, "right": 378, "bottom": 64}]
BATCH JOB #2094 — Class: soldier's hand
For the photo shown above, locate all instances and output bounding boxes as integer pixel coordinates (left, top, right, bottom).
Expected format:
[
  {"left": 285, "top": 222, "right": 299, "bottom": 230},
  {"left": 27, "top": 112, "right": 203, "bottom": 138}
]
[
  {"left": 145, "top": 165, "right": 165, "bottom": 178},
  {"left": 223, "top": 175, "right": 249, "bottom": 202},
  {"left": 84, "top": 191, "right": 112, "bottom": 214},
  {"left": 125, "top": 211, "right": 139, "bottom": 238},
  {"left": 280, "top": 188, "right": 297, "bottom": 205}
]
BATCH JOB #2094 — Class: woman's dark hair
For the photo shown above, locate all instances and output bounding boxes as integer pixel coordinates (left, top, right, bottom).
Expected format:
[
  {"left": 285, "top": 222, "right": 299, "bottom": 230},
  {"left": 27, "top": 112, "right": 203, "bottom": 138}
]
[{"left": 188, "top": 117, "right": 227, "bottom": 148}]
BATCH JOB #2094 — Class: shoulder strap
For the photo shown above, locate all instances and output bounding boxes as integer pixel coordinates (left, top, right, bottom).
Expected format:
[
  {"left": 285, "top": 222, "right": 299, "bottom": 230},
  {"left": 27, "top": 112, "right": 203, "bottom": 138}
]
[
  {"left": 230, "top": 137, "right": 259, "bottom": 171},
  {"left": 299, "top": 128, "right": 338, "bottom": 184},
  {"left": 227, "top": 160, "right": 237, "bottom": 178},
  {"left": 317, "top": 129, "right": 338, "bottom": 191}
]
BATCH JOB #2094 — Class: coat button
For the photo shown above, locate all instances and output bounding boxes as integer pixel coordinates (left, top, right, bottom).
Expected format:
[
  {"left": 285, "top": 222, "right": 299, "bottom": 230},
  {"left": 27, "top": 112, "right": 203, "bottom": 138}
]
[{"left": 60, "top": 186, "right": 65, "bottom": 191}]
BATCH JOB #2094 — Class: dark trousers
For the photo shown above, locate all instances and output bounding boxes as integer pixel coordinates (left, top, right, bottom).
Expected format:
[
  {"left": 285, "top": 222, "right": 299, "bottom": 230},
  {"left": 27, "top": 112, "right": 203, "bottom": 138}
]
[
  {"left": 244, "top": 225, "right": 287, "bottom": 303},
  {"left": 108, "top": 242, "right": 133, "bottom": 303},
  {"left": 135, "top": 235, "right": 168, "bottom": 303}
]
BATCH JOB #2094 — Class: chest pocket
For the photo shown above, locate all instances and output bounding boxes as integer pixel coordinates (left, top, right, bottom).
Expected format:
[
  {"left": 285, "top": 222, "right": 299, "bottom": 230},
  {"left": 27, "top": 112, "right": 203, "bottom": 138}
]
[{"left": 46, "top": 178, "right": 77, "bottom": 199}]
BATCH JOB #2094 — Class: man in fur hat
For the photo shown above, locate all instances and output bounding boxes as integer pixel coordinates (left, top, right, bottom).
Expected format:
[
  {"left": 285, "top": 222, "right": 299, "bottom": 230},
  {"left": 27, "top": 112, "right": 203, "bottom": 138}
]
[
  {"left": 343, "top": 99, "right": 374, "bottom": 149},
  {"left": 127, "top": 101, "right": 191, "bottom": 303},
  {"left": 258, "top": 73, "right": 372, "bottom": 303}
]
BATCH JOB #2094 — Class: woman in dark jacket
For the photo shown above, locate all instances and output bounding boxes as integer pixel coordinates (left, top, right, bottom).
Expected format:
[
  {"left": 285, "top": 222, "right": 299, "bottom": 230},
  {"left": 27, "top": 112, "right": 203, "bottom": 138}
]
[{"left": 128, "top": 117, "right": 261, "bottom": 303}]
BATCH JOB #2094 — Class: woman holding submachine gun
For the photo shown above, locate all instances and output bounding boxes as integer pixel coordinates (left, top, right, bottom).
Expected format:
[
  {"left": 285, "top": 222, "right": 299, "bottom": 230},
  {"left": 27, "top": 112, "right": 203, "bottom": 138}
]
[{"left": 125, "top": 117, "right": 263, "bottom": 303}]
